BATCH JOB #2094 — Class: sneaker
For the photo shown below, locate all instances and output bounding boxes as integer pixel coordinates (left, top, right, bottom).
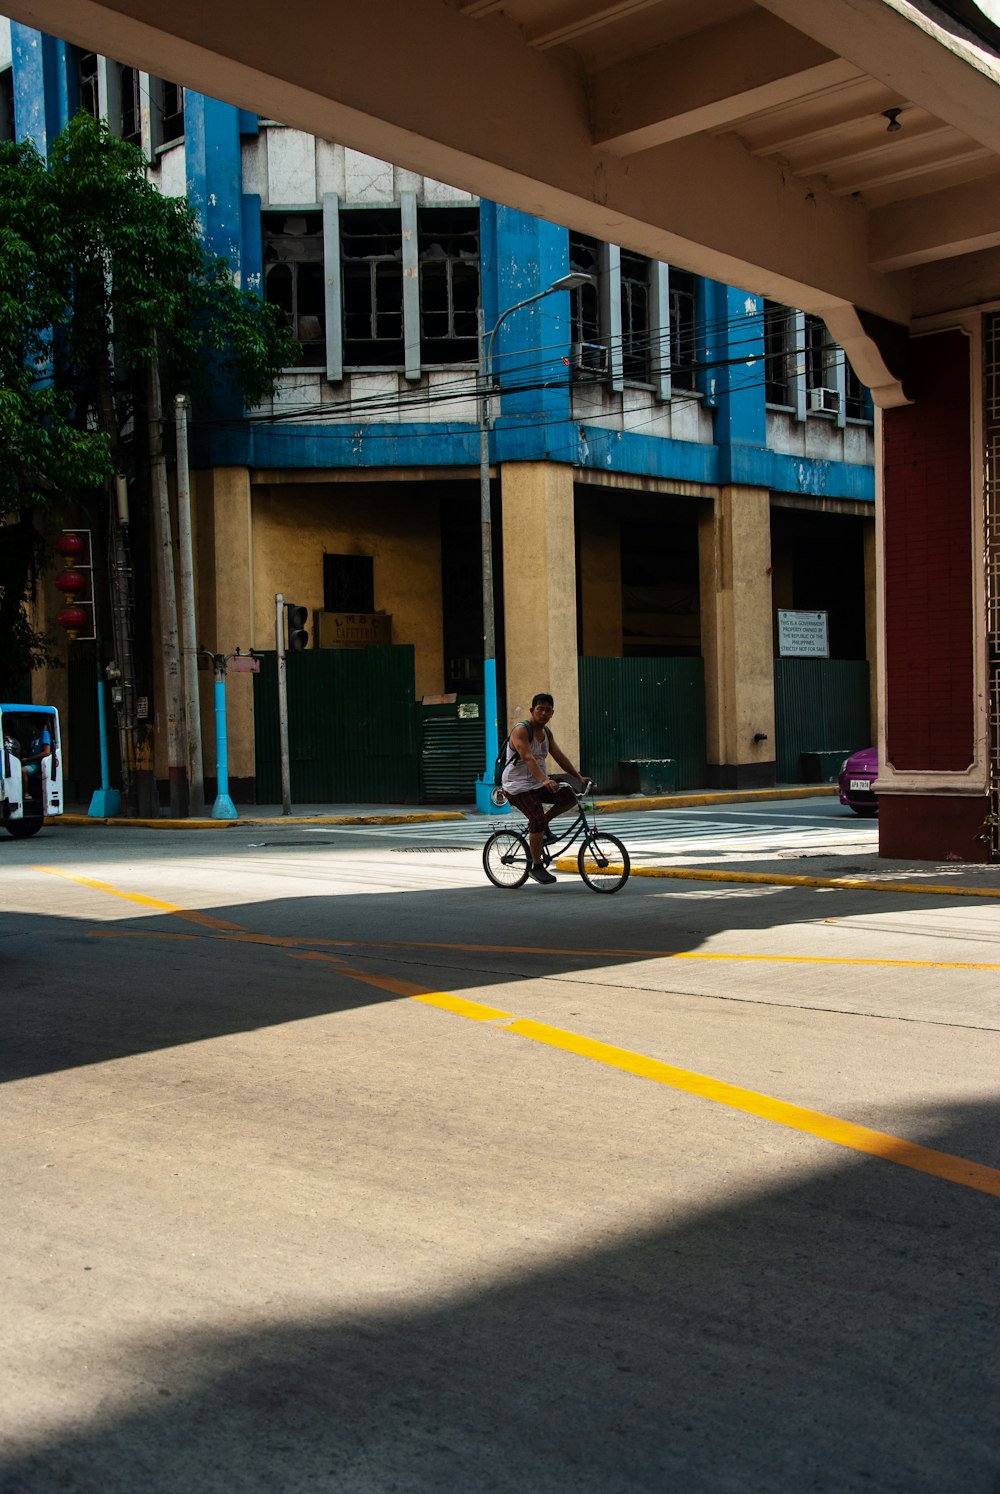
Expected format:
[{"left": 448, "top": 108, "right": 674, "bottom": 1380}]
[
  {"left": 543, "top": 828, "right": 559, "bottom": 844},
  {"left": 528, "top": 863, "right": 557, "bottom": 884}
]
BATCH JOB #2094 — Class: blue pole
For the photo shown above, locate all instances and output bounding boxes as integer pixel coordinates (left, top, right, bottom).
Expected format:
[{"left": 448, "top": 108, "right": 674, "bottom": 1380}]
[
  {"left": 211, "top": 659, "right": 238, "bottom": 820},
  {"left": 475, "top": 656, "right": 507, "bottom": 814},
  {"left": 88, "top": 679, "right": 121, "bottom": 818}
]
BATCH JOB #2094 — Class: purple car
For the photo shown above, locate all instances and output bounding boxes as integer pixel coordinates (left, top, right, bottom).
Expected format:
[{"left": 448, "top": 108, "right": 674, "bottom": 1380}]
[{"left": 839, "top": 746, "right": 878, "bottom": 816}]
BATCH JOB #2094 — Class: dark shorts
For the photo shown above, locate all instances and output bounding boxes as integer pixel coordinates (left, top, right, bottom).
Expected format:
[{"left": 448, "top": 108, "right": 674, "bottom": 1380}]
[{"left": 506, "top": 784, "right": 577, "bottom": 833}]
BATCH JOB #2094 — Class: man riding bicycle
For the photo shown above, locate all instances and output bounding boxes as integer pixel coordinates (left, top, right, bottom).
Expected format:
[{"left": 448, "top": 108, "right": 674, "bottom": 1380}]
[{"left": 501, "top": 693, "right": 587, "bottom": 884}]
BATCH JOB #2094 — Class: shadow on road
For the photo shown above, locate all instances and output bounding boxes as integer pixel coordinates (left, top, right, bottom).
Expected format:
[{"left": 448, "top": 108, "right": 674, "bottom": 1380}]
[{"left": 1, "top": 1095, "right": 997, "bottom": 1493}]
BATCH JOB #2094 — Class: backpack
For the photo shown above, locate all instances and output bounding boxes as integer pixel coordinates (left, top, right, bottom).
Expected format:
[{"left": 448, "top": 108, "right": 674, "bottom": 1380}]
[{"left": 493, "top": 721, "right": 552, "bottom": 788}]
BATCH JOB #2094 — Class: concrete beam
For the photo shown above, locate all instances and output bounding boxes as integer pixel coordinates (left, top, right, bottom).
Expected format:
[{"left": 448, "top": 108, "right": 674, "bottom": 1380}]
[
  {"left": 869, "top": 174, "right": 1000, "bottom": 268},
  {"left": 4, "top": 0, "right": 907, "bottom": 325},
  {"left": 590, "top": 10, "right": 861, "bottom": 155}
]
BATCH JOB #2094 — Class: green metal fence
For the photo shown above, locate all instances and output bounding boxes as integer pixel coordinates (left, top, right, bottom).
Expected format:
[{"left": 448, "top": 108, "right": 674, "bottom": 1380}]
[
  {"left": 773, "top": 658, "right": 871, "bottom": 783},
  {"left": 253, "top": 646, "right": 420, "bottom": 803},
  {"left": 578, "top": 656, "right": 707, "bottom": 791}
]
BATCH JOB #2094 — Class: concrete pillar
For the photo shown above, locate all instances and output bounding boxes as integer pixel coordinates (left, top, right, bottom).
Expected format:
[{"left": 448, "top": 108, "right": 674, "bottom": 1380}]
[
  {"left": 699, "top": 485, "right": 775, "bottom": 788},
  {"left": 863, "top": 517, "right": 878, "bottom": 744},
  {"left": 576, "top": 490, "right": 621, "bottom": 657},
  {"left": 500, "top": 461, "right": 580, "bottom": 762},
  {"left": 192, "top": 466, "right": 257, "bottom": 797}
]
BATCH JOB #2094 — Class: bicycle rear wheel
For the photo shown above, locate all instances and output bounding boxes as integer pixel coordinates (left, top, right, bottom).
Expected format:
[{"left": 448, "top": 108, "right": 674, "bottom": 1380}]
[
  {"left": 578, "top": 832, "right": 630, "bottom": 892},
  {"left": 483, "top": 829, "right": 530, "bottom": 888}
]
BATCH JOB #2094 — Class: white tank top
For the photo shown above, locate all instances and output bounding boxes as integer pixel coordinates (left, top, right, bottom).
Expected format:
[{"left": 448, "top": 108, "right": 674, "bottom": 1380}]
[{"left": 501, "top": 725, "right": 549, "bottom": 794}]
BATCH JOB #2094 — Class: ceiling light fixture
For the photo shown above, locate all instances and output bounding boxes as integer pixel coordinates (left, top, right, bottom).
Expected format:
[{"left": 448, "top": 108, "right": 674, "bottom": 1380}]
[{"left": 883, "top": 108, "right": 903, "bottom": 133}]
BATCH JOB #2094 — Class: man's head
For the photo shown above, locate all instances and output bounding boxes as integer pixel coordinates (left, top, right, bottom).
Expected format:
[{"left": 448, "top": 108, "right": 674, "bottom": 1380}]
[{"left": 529, "top": 692, "right": 554, "bottom": 724}]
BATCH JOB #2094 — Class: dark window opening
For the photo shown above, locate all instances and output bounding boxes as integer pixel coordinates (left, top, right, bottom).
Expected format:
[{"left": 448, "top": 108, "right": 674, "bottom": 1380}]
[
  {"left": 418, "top": 208, "right": 479, "bottom": 364},
  {"left": 77, "top": 51, "right": 100, "bottom": 119},
  {"left": 119, "top": 65, "right": 141, "bottom": 148},
  {"left": 620, "top": 250, "right": 651, "bottom": 384},
  {"left": 159, "top": 80, "right": 184, "bottom": 145},
  {"left": 764, "top": 301, "right": 795, "bottom": 406},
  {"left": 323, "top": 554, "right": 375, "bottom": 614},
  {"left": 804, "top": 313, "right": 832, "bottom": 391},
  {"left": 440, "top": 492, "right": 484, "bottom": 693},
  {"left": 668, "top": 268, "right": 697, "bottom": 388},
  {"left": 0, "top": 68, "right": 14, "bottom": 143},
  {"left": 620, "top": 511, "right": 701, "bottom": 657},
  {"left": 569, "top": 232, "right": 601, "bottom": 363},
  {"left": 341, "top": 209, "right": 403, "bottom": 368},
  {"left": 263, "top": 211, "right": 326, "bottom": 368},
  {"left": 845, "top": 359, "right": 871, "bottom": 421}
]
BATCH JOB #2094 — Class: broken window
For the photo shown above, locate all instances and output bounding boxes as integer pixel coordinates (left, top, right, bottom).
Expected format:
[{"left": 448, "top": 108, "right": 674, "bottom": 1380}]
[
  {"left": 150, "top": 78, "right": 184, "bottom": 146},
  {"left": 569, "top": 232, "right": 601, "bottom": 348},
  {"left": 341, "top": 209, "right": 404, "bottom": 367},
  {"left": 0, "top": 68, "right": 14, "bottom": 144},
  {"left": 119, "top": 65, "right": 142, "bottom": 148},
  {"left": 668, "top": 268, "right": 697, "bottom": 388},
  {"left": 324, "top": 554, "right": 375, "bottom": 614},
  {"left": 77, "top": 51, "right": 100, "bottom": 119},
  {"left": 418, "top": 207, "right": 479, "bottom": 363},
  {"left": 620, "top": 250, "right": 651, "bottom": 384},
  {"left": 764, "top": 301, "right": 796, "bottom": 406},
  {"left": 263, "top": 211, "right": 326, "bottom": 368}
]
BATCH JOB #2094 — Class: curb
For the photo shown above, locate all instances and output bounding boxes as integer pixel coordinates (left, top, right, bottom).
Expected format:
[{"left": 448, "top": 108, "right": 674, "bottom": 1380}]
[
  {"left": 592, "top": 785, "right": 837, "bottom": 813},
  {"left": 555, "top": 859, "right": 1000, "bottom": 899},
  {"left": 54, "top": 811, "right": 467, "bottom": 830}
]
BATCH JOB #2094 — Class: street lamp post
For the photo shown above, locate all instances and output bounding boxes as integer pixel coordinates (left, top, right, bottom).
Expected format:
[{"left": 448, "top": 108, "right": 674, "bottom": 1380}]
[{"left": 474, "top": 272, "right": 593, "bottom": 814}]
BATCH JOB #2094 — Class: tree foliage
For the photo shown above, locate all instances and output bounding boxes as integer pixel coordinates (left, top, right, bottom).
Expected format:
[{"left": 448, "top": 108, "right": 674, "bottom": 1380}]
[{"left": 0, "top": 113, "right": 295, "bottom": 691}]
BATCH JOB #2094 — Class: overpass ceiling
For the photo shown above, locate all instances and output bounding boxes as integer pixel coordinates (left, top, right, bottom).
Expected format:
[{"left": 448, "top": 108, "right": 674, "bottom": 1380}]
[{"left": 9, "top": 0, "right": 1000, "bottom": 333}]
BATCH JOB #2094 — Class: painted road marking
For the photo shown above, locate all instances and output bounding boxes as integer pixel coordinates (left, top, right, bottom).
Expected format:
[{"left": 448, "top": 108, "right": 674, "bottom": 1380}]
[
  {"left": 35, "top": 866, "right": 245, "bottom": 931},
  {"left": 49, "top": 869, "right": 1000, "bottom": 1198}
]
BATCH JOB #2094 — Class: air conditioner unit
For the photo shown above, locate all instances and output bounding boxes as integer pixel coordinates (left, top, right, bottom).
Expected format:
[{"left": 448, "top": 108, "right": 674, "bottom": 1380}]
[
  {"left": 571, "top": 341, "right": 609, "bottom": 377},
  {"left": 809, "top": 387, "right": 840, "bottom": 415}
]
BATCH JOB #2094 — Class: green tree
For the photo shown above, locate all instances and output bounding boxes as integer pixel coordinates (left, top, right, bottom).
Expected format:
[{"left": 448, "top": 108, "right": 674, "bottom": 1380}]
[{"left": 0, "top": 113, "right": 295, "bottom": 696}]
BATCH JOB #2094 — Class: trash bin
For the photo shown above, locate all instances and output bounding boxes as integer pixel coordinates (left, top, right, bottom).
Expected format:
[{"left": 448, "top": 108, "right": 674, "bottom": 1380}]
[
  {"left": 800, "top": 750, "right": 852, "bottom": 784},
  {"left": 618, "top": 759, "right": 678, "bottom": 795}
]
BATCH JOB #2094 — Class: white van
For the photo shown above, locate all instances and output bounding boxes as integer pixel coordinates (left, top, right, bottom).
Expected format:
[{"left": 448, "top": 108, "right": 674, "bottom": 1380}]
[{"left": 1, "top": 704, "right": 63, "bottom": 838}]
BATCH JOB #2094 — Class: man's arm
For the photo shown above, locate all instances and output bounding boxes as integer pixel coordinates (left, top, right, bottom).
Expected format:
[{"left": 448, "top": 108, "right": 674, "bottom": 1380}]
[{"left": 548, "top": 735, "right": 585, "bottom": 784}]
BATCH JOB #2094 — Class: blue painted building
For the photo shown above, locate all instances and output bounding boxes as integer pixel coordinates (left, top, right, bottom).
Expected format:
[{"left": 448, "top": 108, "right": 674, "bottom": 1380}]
[{"left": 3, "top": 20, "right": 876, "bottom": 800}]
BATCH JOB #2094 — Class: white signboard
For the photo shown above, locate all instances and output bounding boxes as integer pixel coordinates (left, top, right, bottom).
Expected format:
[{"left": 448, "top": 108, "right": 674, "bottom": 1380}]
[{"left": 777, "top": 609, "right": 829, "bottom": 658}]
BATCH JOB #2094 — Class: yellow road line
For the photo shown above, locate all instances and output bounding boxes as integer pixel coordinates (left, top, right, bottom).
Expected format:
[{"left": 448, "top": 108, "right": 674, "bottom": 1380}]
[
  {"left": 55, "top": 870, "right": 1000, "bottom": 1197},
  {"left": 34, "top": 866, "right": 245, "bottom": 931},
  {"left": 88, "top": 926, "right": 1000, "bottom": 972}
]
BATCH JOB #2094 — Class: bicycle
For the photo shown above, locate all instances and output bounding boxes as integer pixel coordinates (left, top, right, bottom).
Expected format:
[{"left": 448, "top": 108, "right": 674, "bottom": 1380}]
[{"left": 482, "top": 780, "right": 630, "bottom": 893}]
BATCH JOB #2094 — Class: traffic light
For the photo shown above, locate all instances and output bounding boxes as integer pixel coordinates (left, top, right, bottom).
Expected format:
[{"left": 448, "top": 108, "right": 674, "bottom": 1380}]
[{"left": 286, "top": 603, "right": 309, "bottom": 651}]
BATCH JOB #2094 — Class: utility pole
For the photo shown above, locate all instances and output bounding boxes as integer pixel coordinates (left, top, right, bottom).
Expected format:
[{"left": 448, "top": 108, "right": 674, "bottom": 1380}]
[
  {"left": 174, "top": 395, "right": 205, "bottom": 815},
  {"left": 275, "top": 592, "right": 292, "bottom": 815},
  {"left": 148, "top": 348, "right": 187, "bottom": 817}
]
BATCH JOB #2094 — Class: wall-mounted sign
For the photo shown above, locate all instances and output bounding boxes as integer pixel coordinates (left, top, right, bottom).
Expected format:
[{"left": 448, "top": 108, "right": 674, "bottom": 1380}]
[
  {"left": 316, "top": 611, "right": 392, "bottom": 649},
  {"left": 777, "top": 609, "right": 829, "bottom": 658}
]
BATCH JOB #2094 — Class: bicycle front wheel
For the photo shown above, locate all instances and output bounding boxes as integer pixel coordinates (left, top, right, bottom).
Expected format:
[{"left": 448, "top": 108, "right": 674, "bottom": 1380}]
[
  {"left": 578, "top": 833, "right": 630, "bottom": 893},
  {"left": 483, "top": 829, "right": 531, "bottom": 889}
]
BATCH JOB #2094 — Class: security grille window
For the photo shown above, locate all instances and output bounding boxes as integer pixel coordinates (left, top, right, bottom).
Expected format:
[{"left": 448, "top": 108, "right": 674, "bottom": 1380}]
[
  {"left": 0, "top": 68, "right": 13, "bottom": 143},
  {"left": 263, "top": 211, "right": 326, "bottom": 368},
  {"left": 341, "top": 209, "right": 404, "bottom": 367},
  {"left": 77, "top": 51, "right": 100, "bottom": 119},
  {"left": 323, "top": 554, "right": 375, "bottom": 614},
  {"left": 159, "top": 81, "right": 184, "bottom": 144},
  {"left": 119, "top": 66, "right": 142, "bottom": 148},
  {"left": 621, "top": 250, "right": 652, "bottom": 384},
  {"left": 764, "top": 301, "right": 795, "bottom": 406},
  {"left": 569, "top": 231, "right": 601, "bottom": 352},
  {"left": 418, "top": 208, "right": 479, "bottom": 364},
  {"left": 668, "top": 268, "right": 697, "bottom": 388}
]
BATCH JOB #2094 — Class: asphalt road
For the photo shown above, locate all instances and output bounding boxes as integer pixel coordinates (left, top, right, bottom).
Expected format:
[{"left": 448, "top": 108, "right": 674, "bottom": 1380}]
[{"left": 1, "top": 803, "right": 998, "bottom": 1493}]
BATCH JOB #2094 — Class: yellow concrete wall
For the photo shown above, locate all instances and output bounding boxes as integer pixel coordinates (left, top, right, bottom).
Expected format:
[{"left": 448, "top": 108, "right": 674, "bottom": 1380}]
[
  {"left": 192, "top": 467, "right": 256, "bottom": 782},
  {"left": 250, "top": 483, "right": 444, "bottom": 701},
  {"left": 699, "top": 485, "right": 774, "bottom": 773},
  {"left": 501, "top": 461, "right": 580, "bottom": 762},
  {"left": 576, "top": 490, "right": 621, "bottom": 657}
]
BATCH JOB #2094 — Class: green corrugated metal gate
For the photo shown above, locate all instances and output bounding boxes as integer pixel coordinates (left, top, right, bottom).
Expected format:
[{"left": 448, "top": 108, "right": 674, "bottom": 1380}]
[
  {"left": 253, "top": 647, "right": 420, "bottom": 803},
  {"left": 578, "top": 657, "right": 707, "bottom": 791},
  {"left": 773, "top": 659, "right": 871, "bottom": 782}
]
